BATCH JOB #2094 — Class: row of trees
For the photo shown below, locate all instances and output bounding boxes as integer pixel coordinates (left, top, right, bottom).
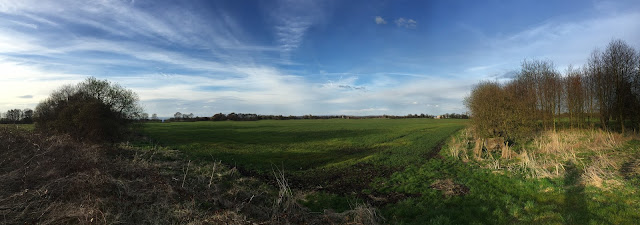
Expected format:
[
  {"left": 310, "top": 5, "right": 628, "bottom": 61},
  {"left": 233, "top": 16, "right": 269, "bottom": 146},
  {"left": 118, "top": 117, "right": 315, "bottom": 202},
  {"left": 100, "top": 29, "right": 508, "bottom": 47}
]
[
  {"left": 0, "top": 108, "right": 34, "bottom": 124},
  {"left": 466, "top": 39, "right": 640, "bottom": 142},
  {"left": 160, "top": 112, "right": 465, "bottom": 122}
]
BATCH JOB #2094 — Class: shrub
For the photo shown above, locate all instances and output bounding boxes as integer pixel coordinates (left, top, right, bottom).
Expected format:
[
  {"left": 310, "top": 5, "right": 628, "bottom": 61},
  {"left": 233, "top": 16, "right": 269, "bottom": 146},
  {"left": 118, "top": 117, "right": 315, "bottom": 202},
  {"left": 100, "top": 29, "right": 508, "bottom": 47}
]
[{"left": 34, "top": 77, "right": 142, "bottom": 143}]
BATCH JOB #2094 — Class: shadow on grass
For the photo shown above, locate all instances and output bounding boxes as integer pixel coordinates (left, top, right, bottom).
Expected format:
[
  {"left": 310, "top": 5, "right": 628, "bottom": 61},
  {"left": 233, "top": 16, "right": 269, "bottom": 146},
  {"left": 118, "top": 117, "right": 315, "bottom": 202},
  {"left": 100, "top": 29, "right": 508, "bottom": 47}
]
[
  {"left": 563, "top": 161, "right": 590, "bottom": 224},
  {"left": 148, "top": 128, "right": 386, "bottom": 145}
]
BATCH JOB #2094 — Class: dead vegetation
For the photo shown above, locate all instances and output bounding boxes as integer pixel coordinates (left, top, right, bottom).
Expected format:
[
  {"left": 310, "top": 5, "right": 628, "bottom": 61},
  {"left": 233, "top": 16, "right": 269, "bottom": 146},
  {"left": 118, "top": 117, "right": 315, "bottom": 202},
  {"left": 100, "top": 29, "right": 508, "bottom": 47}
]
[
  {"left": 0, "top": 127, "right": 383, "bottom": 224},
  {"left": 429, "top": 179, "right": 470, "bottom": 197},
  {"left": 447, "top": 128, "right": 638, "bottom": 187}
]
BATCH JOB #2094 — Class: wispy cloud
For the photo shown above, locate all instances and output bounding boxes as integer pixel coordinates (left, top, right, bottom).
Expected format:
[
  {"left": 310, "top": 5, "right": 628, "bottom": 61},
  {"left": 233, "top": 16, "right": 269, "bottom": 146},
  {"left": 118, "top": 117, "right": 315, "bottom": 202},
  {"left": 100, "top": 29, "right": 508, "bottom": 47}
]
[
  {"left": 2, "top": 1, "right": 636, "bottom": 117},
  {"left": 460, "top": 6, "right": 640, "bottom": 81},
  {"left": 270, "top": 0, "right": 325, "bottom": 57},
  {"left": 375, "top": 16, "right": 387, "bottom": 24},
  {"left": 395, "top": 18, "right": 417, "bottom": 28}
]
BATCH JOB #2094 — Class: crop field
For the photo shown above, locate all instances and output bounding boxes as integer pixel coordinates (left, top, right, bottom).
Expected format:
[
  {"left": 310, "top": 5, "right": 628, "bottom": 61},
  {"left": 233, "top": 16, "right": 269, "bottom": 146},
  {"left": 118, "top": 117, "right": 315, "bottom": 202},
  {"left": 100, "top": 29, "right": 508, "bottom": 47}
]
[
  {"left": 141, "top": 119, "right": 640, "bottom": 224},
  {"left": 141, "top": 119, "right": 467, "bottom": 192}
]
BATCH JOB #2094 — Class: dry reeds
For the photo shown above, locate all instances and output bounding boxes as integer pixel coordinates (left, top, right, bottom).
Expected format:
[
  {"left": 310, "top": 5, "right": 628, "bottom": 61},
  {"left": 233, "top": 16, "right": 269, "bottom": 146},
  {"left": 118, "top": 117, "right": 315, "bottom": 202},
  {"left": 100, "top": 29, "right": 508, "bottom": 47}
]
[
  {"left": 582, "top": 152, "right": 619, "bottom": 187},
  {"left": 460, "top": 128, "right": 632, "bottom": 185},
  {"left": 446, "top": 128, "right": 474, "bottom": 162}
]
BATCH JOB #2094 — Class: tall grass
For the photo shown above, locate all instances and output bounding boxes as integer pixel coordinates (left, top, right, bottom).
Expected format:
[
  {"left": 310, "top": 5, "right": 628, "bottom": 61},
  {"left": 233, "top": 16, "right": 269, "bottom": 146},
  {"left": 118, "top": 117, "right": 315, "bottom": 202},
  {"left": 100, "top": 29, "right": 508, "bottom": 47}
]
[{"left": 447, "top": 128, "right": 631, "bottom": 181}]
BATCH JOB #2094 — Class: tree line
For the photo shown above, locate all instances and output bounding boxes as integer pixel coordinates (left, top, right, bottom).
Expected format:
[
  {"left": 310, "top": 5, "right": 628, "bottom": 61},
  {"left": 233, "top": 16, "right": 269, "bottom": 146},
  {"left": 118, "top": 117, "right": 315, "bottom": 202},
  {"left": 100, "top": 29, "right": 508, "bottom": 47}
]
[
  {"left": 0, "top": 108, "right": 34, "bottom": 124},
  {"left": 465, "top": 39, "right": 640, "bottom": 142},
  {"left": 156, "top": 112, "right": 466, "bottom": 122}
]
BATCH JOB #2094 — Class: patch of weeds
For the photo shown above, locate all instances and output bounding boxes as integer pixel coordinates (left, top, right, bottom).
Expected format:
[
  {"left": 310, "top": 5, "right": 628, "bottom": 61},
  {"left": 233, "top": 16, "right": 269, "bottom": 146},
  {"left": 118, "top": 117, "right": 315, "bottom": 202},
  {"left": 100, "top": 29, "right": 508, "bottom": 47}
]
[{"left": 300, "top": 192, "right": 359, "bottom": 213}]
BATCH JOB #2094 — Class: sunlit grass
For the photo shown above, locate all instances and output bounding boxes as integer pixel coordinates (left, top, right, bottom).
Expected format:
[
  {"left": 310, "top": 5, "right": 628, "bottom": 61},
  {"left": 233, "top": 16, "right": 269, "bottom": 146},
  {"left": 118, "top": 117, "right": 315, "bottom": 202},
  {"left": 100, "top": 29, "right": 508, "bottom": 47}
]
[{"left": 141, "top": 119, "right": 467, "bottom": 173}]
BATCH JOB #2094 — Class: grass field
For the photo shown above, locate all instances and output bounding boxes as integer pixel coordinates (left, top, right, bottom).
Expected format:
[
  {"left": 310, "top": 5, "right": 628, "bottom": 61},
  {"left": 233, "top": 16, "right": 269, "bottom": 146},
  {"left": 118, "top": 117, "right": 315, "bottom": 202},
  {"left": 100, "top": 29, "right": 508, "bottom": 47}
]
[
  {"left": 0, "top": 123, "right": 34, "bottom": 130},
  {"left": 141, "top": 119, "right": 467, "bottom": 193},
  {"left": 140, "top": 119, "right": 640, "bottom": 224}
]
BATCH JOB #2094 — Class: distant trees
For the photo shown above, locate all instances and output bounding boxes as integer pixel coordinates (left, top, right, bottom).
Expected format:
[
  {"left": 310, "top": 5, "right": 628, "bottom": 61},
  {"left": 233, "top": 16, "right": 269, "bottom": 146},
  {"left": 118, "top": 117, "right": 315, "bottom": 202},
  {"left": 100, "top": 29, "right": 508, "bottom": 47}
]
[
  {"left": 183, "top": 113, "right": 194, "bottom": 119},
  {"left": 23, "top": 109, "right": 34, "bottom": 124},
  {"left": 173, "top": 112, "right": 182, "bottom": 120},
  {"left": 466, "top": 39, "right": 640, "bottom": 143},
  {"left": 140, "top": 113, "right": 149, "bottom": 121},
  {"left": 211, "top": 113, "right": 226, "bottom": 121},
  {"left": 34, "top": 77, "right": 142, "bottom": 143},
  {"left": 438, "top": 113, "right": 469, "bottom": 119},
  {"left": 5, "top": 109, "right": 24, "bottom": 123},
  {"left": 158, "top": 112, "right": 463, "bottom": 123},
  {"left": 0, "top": 108, "right": 34, "bottom": 124}
]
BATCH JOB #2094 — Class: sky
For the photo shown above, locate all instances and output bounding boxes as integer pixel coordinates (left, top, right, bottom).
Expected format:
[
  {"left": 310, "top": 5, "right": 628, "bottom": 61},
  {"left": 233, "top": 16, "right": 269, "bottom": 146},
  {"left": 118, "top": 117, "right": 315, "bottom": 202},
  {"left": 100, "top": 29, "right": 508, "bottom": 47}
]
[{"left": 1, "top": 0, "right": 639, "bottom": 117}]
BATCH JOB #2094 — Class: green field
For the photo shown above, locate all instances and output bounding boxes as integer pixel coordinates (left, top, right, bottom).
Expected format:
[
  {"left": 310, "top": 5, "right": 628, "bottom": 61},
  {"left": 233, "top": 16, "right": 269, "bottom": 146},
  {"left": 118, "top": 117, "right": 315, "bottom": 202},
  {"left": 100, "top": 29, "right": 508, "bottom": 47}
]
[
  {"left": 140, "top": 119, "right": 640, "bottom": 224},
  {"left": 0, "top": 123, "right": 34, "bottom": 130},
  {"left": 142, "top": 119, "right": 467, "bottom": 191}
]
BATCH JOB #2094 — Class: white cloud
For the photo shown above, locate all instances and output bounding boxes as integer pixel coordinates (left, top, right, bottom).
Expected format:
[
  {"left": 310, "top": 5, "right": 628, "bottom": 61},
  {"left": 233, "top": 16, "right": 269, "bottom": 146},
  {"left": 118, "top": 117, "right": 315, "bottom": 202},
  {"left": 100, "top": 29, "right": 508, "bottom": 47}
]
[
  {"left": 340, "top": 107, "right": 389, "bottom": 114},
  {"left": 395, "top": 18, "right": 417, "bottom": 28},
  {"left": 270, "top": 0, "right": 325, "bottom": 56},
  {"left": 0, "top": 60, "right": 86, "bottom": 110},
  {"left": 464, "top": 10, "right": 640, "bottom": 80},
  {"left": 0, "top": 1, "right": 471, "bottom": 117},
  {"left": 375, "top": 16, "right": 386, "bottom": 25},
  {"left": 10, "top": 1, "right": 637, "bottom": 118}
]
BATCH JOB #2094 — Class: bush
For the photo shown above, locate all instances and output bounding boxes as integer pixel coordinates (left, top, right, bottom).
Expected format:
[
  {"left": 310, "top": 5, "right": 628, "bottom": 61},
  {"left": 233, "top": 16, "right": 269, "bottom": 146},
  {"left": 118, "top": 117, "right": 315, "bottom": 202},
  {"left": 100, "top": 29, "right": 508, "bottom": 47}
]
[{"left": 34, "top": 77, "right": 142, "bottom": 143}]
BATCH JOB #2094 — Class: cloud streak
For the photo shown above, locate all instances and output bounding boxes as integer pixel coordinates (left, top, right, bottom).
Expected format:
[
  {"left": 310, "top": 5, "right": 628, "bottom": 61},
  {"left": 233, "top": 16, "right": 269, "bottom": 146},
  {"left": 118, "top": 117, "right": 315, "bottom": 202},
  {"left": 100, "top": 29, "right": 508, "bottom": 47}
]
[
  {"left": 270, "top": 0, "right": 325, "bottom": 57},
  {"left": 395, "top": 18, "right": 417, "bottom": 28},
  {"left": 1, "top": 1, "right": 638, "bottom": 117},
  {"left": 375, "top": 16, "right": 386, "bottom": 24}
]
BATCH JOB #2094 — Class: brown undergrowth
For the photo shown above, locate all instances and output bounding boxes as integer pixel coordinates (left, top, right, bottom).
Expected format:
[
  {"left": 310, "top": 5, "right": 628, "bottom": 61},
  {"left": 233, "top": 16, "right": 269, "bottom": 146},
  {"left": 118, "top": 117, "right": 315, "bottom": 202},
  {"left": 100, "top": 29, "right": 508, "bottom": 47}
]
[
  {"left": 447, "top": 128, "right": 638, "bottom": 188},
  {"left": 0, "top": 127, "right": 381, "bottom": 224}
]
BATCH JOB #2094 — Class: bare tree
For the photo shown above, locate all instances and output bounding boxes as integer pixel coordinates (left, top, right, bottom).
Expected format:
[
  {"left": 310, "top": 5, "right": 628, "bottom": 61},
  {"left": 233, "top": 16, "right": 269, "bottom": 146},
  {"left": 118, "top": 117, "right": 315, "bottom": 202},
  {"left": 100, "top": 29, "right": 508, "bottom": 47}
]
[
  {"left": 587, "top": 40, "right": 639, "bottom": 132},
  {"left": 519, "top": 60, "right": 562, "bottom": 130},
  {"left": 565, "top": 65, "right": 585, "bottom": 128}
]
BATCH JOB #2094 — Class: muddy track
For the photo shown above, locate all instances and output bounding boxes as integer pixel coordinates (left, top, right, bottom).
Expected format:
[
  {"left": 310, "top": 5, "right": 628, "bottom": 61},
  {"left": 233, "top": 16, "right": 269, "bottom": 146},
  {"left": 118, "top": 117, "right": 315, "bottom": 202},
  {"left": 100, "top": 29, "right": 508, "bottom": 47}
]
[
  {"left": 426, "top": 138, "right": 447, "bottom": 159},
  {"left": 222, "top": 129, "right": 454, "bottom": 193}
]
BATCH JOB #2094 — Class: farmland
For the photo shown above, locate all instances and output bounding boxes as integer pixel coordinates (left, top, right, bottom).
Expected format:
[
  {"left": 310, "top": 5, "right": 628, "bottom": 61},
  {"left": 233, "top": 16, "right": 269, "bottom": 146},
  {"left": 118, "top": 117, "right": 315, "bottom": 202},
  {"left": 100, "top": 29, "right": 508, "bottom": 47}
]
[
  {"left": 141, "top": 119, "right": 640, "bottom": 224},
  {"left": 141, "top": 119, "right": 467, "bottom": 193}
]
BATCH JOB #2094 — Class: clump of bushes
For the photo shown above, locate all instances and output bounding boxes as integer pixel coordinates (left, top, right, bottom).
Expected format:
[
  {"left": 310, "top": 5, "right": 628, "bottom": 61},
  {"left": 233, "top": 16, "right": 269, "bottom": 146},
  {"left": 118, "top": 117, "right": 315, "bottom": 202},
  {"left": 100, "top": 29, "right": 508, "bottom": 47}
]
[{"left": 34, "top": 77, "right": 142, "bottom": 143}]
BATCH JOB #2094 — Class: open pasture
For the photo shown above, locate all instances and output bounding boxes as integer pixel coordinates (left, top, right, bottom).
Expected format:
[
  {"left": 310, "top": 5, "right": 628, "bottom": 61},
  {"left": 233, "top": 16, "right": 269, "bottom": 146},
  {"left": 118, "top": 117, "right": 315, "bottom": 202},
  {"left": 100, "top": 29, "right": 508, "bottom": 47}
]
[{"left": 142, "top": 119, "right": 467, "bottom": 191}]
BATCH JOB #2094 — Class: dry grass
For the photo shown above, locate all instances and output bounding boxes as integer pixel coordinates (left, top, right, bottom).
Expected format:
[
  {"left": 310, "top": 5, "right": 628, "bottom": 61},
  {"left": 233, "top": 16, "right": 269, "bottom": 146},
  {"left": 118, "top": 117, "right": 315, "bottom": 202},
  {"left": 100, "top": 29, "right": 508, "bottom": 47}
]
[
  {"left": 429, "top": 179, "right": 470, "bottom": 197},
  {"left": 581, "top": 152, "right": 620, "bottom": 188},
  {"left": 448, "top": 128, "right": 635, "bottom": 187},
  {"left": 0, "top": 127, "right": 385, "bottom": 224},
  {"left": 525, "top": 129, "right": 629, "bottom": 182},
  {"left": 320, "top": 202, "right": 383, "bottom": 225}
]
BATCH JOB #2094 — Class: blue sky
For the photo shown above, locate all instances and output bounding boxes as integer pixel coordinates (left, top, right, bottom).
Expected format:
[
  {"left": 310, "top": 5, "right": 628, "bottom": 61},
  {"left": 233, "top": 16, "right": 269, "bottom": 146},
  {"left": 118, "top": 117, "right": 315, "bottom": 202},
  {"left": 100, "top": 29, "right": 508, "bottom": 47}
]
[{"left": 1, "top": 0, "right": 639, "bottom": 116}]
